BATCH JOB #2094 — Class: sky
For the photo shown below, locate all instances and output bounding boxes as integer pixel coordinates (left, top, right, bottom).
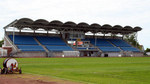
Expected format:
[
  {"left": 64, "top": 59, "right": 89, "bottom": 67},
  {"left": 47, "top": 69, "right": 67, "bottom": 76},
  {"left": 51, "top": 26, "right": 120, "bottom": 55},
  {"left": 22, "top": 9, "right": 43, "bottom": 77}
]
[{"left": 0, "top": 0, "right": 150, "bottom": 49}]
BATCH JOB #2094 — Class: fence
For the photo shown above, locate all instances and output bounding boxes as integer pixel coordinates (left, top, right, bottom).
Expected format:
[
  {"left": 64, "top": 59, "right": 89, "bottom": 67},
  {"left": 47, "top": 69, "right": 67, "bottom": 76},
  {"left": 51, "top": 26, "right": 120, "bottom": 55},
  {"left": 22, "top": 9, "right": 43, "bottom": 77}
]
[{"left": 0, "top": 48, "right": 7, "bottom": 57}]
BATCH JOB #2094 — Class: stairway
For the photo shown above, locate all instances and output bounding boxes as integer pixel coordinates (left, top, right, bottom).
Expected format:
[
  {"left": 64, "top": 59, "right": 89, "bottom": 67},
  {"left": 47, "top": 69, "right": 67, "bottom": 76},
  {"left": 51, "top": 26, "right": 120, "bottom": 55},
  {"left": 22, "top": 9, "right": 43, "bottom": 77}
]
[
  {"left": 61, "top": 38, "right": 77, "bottom": 51},
  {"left": 5, "top": 35, "right": 19, "bottom": 52},
  {"left": 107, "top": 40, "right": 122, "bottom": 51},
  {"left": 89, "top": 43, "right": 101, "bottom": 52},
  {"left": 33, "top": 37, "right": 49, "bottom": 52}
]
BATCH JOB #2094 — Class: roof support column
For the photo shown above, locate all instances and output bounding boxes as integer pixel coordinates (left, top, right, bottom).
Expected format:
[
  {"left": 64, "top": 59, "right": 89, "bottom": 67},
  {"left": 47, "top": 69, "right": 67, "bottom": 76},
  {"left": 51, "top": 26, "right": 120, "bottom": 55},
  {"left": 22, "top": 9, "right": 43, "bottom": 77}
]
[
  {"left": 60, "top": 31, "right": 62, "bottom": 38},
  {"left": 111, "top": 33, "right": 113, "bottom": 38},
  {"left": 34, "top": 30, "right": 35, "bottom": 34},
  {"left": 19, "top": 29, "right": 21, "bottom": 33},
  {"left": 47, "top": 30, "right": 49, "bottom": 35},
  {"left": 13, "top": 27, "right": 15, "bottom": 45},
  {"left": 94, "top": 33, "right": 97, "bottom": 46},
  {"left": 4, "top": 28, "right": 6, "bottom": 34},
  {"left": 122, "top": 34, "right": 124, "bottom": 40},
  {"left": 135, "top": 32, "right": 138, "bottom": 48},
  {"left": 103, "top": 32, "right": 105, "bottom": 39}
]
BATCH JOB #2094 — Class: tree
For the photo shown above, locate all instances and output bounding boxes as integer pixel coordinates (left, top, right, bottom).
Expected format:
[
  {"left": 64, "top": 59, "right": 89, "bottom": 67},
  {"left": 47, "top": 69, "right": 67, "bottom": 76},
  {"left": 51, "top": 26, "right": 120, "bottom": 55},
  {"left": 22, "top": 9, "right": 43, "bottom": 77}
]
[
  {"left": 0, "top": 39, "right": 4, "bottom": 47},
  {"left": 145, "top": 48, "right": 150, "bottom": 52},
  {"left": 124, "top": 33, "right": 142, "bottom": 50}
]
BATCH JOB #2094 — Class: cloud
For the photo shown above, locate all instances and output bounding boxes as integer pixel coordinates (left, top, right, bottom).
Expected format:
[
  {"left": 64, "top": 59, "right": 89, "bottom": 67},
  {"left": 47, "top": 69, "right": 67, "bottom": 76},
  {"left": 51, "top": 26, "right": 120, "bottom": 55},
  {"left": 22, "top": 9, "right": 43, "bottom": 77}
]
[{"left": 0, "top": 0, "right": 150, "bottom": 48}]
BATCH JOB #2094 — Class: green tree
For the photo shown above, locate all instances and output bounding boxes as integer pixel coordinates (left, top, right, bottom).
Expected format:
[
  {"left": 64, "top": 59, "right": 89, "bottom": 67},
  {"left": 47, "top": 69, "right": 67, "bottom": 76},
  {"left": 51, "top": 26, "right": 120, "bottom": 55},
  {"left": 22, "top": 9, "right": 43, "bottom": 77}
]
[
  {"left": 0, "top": 39, "right": 4, "bottom": 47},
  {"left": 124, "top": 34, "right": 142, "bottom": 50},
  {"left": 145, "top": 48, "right": 150, "bottom": 52}
]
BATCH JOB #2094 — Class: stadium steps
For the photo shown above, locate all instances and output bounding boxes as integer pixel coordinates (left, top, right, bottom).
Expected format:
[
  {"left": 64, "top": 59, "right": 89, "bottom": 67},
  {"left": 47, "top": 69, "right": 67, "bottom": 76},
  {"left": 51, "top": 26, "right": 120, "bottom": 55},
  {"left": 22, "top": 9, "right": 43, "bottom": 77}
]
[
  {"left": 33, "top": 37, "right": 49, "bottom": 52},
  {"left": 107, "top": 40, "right": 122, "bottom": 51},
  {"left": 71, "top": 46, "right": 79, "bottom": 51},
  {"left": 107, "top": 40, "right": 116, "bottom": 47},
  {"left": 123, "top": 40, "right": 140, "bottom": 50},
  {"left": 89, "top": 43, "right": 102, "bottom": 52},
  {"left": 61, "top": 37, "right": 76, "bottom": 51},
  {"left": 4, "top": 35, "right": 19, "bottom": 52},
  {"left": 121, "top": 40, "right": 141, "bottom": 52},
  {"left": 108, "top": 39, "right": 140, "bottom": 52},
  {"left": 107, "top": 39, "right": 124, "bottom": 52}
]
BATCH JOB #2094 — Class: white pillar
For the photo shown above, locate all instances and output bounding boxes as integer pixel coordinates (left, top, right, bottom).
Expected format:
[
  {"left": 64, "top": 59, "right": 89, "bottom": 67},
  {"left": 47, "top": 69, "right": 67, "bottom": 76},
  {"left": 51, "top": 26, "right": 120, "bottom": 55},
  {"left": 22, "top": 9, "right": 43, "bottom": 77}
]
[
  {"left": 13, "top": 27, "right": 15, "bottom": 45},
  {"left": 135, "top": 32, "right": 138, "bottom": 48},
  {"left": 95, "top": 33, "right": 97, "bottom": 46}
]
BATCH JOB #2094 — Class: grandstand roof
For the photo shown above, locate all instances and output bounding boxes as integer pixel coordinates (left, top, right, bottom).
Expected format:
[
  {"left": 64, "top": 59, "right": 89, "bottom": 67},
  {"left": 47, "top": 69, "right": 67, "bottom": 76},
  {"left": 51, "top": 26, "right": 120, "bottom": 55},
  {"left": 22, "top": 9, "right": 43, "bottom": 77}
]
[{"left": 4, "top": 18, "right": 142, "bottom": 34}]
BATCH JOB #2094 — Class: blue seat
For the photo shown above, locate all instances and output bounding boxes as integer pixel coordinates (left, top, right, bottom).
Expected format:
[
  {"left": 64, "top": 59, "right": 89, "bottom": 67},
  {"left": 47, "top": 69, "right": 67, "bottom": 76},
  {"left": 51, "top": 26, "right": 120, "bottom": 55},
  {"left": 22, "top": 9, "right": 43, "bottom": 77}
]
[
  {"left": 77, "top": 47, "right": 96, "bottom": 50},
  {"left": 88, "top": 38, "right": 120, "bottom": 52},
  {"left": 17, "top": 45, "right": 45, "bottom": 51},
  {"left": 36, "top": 36, "right": 66, "bottom": 45},
  {"left": 89, "top": 38, "right": 113, "bottom": 47},
  {"left": 46, "top": 46, "right": 73, "bottom": 51},
  {"left": 36, "top": 36, "right": 73, "bottom": 51},
  {"left": 99, "top": 47, "right": 121, "bottom": 52},
  {"left": 120, "top": 47, "right": 140, "bottom": 52},
  {"left": 89, "top": 47, "right": 97, "bottom": 50},
  {"left": 108, "top": 39, "right": 131, "bottom": 47},
  {"left": 77, "top": 47, "right": 87, "bottom": 50},
  {"left": 9, "top": 35, "right": 38, "bottom": 45}
]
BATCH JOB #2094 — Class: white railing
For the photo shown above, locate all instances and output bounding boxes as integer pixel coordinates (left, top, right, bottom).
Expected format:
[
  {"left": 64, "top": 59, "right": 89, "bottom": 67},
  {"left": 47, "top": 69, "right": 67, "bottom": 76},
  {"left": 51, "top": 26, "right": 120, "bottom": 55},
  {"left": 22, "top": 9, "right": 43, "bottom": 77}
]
[{"left": 63, "top": 51, "right": 80, "bottom": 57}]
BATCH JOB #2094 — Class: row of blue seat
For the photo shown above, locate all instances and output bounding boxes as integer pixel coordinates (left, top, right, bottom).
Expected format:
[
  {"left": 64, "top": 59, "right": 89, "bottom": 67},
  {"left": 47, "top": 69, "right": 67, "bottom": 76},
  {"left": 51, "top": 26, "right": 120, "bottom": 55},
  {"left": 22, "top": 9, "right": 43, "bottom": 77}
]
[
  {"left": 9, "top": 35, "right": 140, "bottom": 52},
  {"left": 89, "top": 38, "right": 113, "bottom": 47},
  {"left": 108, "top": 39, "right": 131, "bottom": 47},
  {"left": 99, "top": 47, "right": 121, "bottom": 52},
  {"left": 89, "top": 38, "right": 140, "bottom": 52},
  {"left": 36, "top": 36, "right": 73, "bottom": 51},
  {"left": 89, "top": 38, "right": 131, "bottom": 47},
  {"left": 9, "top": 35, "right": 73, "bottom": 51},
  {"left": 9, "top": 35, "right": 38, "bottom": 45},
  {"left": 36, "top": 36, "right": 66, "bottom": 45},
  {"left": 45, "top": 46, "right": 73, "bottom": 51},
  {"left": 17, "top": 45, "right": 45, "bottom": 51},
  {"left": 120, "top": 47, "right": 140, "bottom": 52},
  {"left": 17, "top": 45, "right": 74, "bottom": 52},
  {"left": 9, "top": 35, "right": 67, "bottom": 46},
  {"left": 77, "top": 47, "right": 97, "bottom": 50},
  {"left": 99, "top": 47, "right": 140, "bottom": 52}
]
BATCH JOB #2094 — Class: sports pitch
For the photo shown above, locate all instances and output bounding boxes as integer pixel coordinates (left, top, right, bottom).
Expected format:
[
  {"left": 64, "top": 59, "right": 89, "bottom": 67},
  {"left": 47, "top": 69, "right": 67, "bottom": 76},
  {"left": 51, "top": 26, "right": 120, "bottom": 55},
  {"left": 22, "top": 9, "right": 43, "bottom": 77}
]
[{"left": 0, "top": 57, "right": 150, "bottom": 84}]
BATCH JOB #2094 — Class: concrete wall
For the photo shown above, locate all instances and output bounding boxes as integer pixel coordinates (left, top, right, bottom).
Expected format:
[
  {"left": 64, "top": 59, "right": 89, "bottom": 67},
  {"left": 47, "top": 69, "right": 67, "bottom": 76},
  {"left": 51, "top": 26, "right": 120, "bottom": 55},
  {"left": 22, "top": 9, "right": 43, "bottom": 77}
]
[
  {"left": 101, "top": 52, "right": 144, "bottom": 57},
  {"left": 14, "top": 52, "right": 47, "bottom": 57},
  {"left": 101, "top": 52, "right": 121, "bottom": 57}
]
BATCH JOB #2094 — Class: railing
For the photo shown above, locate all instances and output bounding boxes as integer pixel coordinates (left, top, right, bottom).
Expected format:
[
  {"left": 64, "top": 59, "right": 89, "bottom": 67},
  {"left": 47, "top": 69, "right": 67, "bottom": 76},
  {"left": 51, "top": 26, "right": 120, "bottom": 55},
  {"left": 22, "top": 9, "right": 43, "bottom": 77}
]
[
  {"left": 63, "top": 51, "right": 80, "bottom": 57},
  {"left": 47, "top": 51, "right": 54, "bottom": 57},
  {"left": 9, "top": 51, "right": 18, "bottom": 57}
]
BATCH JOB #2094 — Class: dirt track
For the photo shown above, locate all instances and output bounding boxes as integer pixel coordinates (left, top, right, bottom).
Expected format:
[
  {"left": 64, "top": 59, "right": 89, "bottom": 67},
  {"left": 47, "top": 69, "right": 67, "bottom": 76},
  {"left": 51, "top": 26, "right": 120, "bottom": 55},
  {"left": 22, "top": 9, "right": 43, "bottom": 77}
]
[{"left": 0, "top": 74, "right": 81, "bottom": 84}]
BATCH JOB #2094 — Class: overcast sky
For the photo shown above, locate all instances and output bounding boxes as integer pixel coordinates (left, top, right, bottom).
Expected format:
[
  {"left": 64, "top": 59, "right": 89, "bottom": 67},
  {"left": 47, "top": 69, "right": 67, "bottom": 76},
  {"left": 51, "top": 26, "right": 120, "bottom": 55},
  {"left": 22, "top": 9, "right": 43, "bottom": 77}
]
[{"left": 0, "top": 0, "right": 150, "bottom": 49}]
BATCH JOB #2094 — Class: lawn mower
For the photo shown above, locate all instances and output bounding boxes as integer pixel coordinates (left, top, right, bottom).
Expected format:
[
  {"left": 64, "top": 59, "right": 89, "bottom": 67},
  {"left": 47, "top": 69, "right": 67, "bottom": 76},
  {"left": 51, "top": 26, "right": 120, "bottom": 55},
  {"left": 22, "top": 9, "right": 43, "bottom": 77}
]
[{"left": 1, "top": 58, "right": 22, "bottom": 74}]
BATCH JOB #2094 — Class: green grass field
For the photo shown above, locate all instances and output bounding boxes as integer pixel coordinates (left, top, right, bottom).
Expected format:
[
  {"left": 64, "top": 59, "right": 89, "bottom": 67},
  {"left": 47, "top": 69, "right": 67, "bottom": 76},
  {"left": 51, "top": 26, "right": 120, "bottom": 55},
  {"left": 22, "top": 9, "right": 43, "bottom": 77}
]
[{"left": 0, "top": 57, "right": 150, "bottom": 84}]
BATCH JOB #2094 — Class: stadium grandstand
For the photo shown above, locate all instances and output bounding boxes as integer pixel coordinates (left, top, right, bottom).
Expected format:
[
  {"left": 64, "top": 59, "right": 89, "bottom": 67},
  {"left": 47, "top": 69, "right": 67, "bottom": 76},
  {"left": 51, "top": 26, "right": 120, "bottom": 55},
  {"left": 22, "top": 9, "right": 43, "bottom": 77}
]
[{"left": 2, "top": 18, "right": 143, "bottom": 57}]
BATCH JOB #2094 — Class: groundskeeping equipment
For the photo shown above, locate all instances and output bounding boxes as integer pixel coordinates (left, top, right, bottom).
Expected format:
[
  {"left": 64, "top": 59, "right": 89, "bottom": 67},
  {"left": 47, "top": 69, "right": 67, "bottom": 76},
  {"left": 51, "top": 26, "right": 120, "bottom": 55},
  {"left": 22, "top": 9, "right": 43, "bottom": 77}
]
[{"left": 1, "top": 58, "right": 22, "bottom": 74}]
